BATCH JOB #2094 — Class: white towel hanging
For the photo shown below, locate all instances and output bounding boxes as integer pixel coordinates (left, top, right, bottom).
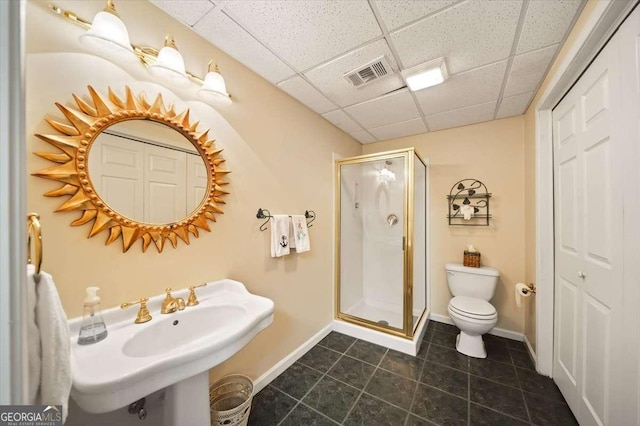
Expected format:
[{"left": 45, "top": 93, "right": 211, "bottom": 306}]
[
  {"left": 271, "top": 215, "right": 291, "bottom": 257},
  {"left": 26, "top": 264, "right": 41, "bottom": 405},
  {"left": 290, "top": 215, "right": 311, "bottom": 253},
  {"left": 27, "top": 265, "right": 71, "bottom": 423}
]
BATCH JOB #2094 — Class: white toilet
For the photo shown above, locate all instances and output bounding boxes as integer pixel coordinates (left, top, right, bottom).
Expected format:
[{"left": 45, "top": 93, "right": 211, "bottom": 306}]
[{"left": 445, "top": 263, "right": 499, "bottom": 358}]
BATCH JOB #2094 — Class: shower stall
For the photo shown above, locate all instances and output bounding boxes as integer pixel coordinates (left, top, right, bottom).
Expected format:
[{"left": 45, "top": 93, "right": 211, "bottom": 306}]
[{"left": 335, "top": 148, "right": 428, "bottom": 350}]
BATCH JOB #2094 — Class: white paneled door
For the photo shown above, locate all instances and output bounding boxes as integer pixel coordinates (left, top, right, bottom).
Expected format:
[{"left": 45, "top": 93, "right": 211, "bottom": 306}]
[
  {"left": 552, "top": 7, "right": 640, "bottom": 426},
  {"left": 90, "top": 135, "right": 144, "bottom": 221},
  {"left": 144, "top": 144, "right": 187, "bottom": 224}
]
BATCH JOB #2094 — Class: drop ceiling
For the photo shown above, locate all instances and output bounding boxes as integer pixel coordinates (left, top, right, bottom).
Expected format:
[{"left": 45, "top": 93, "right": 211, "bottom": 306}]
[{"left": 150, "top": 0, "right": 585, "bottom": 143}]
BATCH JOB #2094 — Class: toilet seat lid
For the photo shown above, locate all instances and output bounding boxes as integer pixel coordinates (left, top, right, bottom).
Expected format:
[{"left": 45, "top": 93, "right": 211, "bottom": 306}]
[{"left": 449, "top": 296, "right": 496, "bottom": 317}]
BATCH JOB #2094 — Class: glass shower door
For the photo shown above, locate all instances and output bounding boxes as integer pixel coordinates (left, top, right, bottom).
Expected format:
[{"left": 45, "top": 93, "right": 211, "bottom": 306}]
[
  {"left": 412, "top": 153, "right": 427, "bottom": 332},
  {"left": 337, "top": 152, "right": 407, "bottom": 332}
]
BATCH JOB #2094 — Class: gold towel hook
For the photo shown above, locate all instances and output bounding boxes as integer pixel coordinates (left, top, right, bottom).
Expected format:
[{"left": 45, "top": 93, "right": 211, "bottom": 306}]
[{"left": 27, "top": 213, "right": 43, "bottom": 281}]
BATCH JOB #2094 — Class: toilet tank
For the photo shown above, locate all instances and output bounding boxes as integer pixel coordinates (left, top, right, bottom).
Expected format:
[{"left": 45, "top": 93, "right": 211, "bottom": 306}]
[{"left": 445, "top": 263, "right": 500, "bottom": 301}]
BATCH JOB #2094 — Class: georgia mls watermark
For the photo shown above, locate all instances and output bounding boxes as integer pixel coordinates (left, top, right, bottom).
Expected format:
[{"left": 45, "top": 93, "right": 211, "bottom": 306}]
[{"left": 0, "top": 405, "right": 62, "bottom": 426}]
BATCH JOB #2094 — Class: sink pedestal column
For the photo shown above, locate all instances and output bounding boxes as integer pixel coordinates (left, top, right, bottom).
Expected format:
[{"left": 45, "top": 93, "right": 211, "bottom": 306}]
[{"left": 163, "top": 372, "right": 210, "bottom": 426}]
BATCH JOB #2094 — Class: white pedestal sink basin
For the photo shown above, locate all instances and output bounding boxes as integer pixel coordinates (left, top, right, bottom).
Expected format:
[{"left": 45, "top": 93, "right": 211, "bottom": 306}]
[{"left": 68, "top": 279, "right": 274, "bottom": 425}]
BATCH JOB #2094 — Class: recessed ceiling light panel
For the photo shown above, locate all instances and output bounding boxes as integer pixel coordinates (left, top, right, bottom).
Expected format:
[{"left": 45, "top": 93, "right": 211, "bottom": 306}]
[{"left": 401, "top": 58, "right": 448, "bottom": 92}]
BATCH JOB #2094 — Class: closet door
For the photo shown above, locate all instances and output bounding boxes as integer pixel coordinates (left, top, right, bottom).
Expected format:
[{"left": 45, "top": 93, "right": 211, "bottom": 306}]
[
  {"left": 186, "top": 153, "right": 208, "bottom": 216},
  {"left": 552, "top": 8, "right": 639, "bottom": 424},
  {"left": 89, "top": 134, "right": 144, "bottom": 221},
  {"left": 144, "top": 145, "right": 187, "bottom": 223}
]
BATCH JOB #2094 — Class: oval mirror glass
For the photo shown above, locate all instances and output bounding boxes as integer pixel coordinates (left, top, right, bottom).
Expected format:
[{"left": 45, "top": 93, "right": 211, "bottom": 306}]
[{"left": 88, "top": 119, "right": 208, "bottom": 224}]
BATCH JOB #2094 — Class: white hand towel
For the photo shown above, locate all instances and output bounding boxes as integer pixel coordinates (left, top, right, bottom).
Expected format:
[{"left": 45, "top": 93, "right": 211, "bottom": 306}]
[
  {"left": 35, "top": 268, "right": 71, "bottom": 423},
  {"left": 460, "top": 204, "right": 474, "bottom": 220},
  {"left": 290, "top": 215, "right": 311, "bottom": 253},
  {"left": 26, "top": 265, "right": 42, "bottom": 405},
  {"left": 271, "top": 215, "right": 291, "bottom": 257}
]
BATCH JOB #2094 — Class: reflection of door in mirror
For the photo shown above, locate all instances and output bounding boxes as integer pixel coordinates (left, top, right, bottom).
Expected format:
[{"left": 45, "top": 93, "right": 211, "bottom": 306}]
[{"left": 88, "top": 120, "right": 207, "bottom": 224}]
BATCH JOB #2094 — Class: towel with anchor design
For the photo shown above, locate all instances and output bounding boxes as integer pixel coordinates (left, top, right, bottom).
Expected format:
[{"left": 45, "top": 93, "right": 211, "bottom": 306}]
[{"left": 271, "top": 215, "right": 291, "bottom": 257}]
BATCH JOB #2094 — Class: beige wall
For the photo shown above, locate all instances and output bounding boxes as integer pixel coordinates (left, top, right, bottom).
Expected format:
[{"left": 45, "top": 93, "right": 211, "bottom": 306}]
[
  {"left": 363, "top": 117, "right": 527, "bottom": 333},
  {"left": 25, "top": 0, "right": 361, "bottom": 387},
  {"left": 522, "top": 0, "right": 602, "bottom": 352}
]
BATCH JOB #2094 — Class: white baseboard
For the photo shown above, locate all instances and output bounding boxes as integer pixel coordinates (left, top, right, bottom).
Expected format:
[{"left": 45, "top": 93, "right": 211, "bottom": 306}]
[
  {"left": 253, "top": 324, "right": 332, "bottom": 393},
  {"left": 523, "top": 333, "right": 538, "bottom": 370},
  {"left": 429, "top": 313, "right": 524, "bottom": 342}
]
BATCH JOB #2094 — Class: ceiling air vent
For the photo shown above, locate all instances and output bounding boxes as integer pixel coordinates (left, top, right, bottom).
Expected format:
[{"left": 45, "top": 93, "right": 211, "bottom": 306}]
[{"left": 343, "top": 56, "right": 393, "bottom": 88}]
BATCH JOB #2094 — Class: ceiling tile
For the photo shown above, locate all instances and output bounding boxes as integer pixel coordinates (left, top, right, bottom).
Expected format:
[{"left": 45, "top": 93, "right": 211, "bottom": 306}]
[
  {"left": 373, "top": 0, "right": 457, "bottom": 31},
  {"left": 222, "top": 1, "right": 381, "bottom": 71},
  {"left": 414, "top": 61, "right": 507, "bottom": 116},
  {"left": 344, "top": 89, "right": 420, "bottom": 128},
  {"left": 193, "top": 9, "right": 295, "bottom": 83},
  {"left": 426, "top": 101, "right": 497, "bottom": 131},
  {"left": 368, "top": 118, "right": 427, "bottom": 141},
  {"left": 304, "top": 39, "right": 404, "bottom": 108},
  {"left": 504, "top": 45, "right": 557, "bottom": 97},
  {"left": 516, "top": 0, "right": 584, "bottom": 54},
  {"left": 349, "top": 130, "right": 378, "bottom": 144},
  {"left": 277, "top": 76, "right": 336, "bottom": 114},
  {"left": 390, "top": 0, "right": 522, "bottom": 73},
  {"left": 322, "top": 110, "right": 363, "bottom": 133},
  {"left": 149, "top": 0, "right": 215, "bottom": 26},
  {"left": 496, "top": 92, "right": 534, "bottom": 119}
]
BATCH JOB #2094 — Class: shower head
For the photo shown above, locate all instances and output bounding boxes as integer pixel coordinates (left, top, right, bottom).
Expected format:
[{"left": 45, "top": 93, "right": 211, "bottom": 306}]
[{"left": 385, "top": 160, "right": 392, "bottom": 165}]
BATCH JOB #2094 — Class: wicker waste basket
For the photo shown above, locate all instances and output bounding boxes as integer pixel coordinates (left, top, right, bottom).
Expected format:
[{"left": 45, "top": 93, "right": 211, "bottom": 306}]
[{"left": 210, "top": 374, "right": 254, "bottom": 426}]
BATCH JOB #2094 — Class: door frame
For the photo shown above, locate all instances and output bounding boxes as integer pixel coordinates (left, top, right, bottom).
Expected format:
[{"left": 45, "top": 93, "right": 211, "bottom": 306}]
[
  {"left": 534, "top": 0, "right": 637, "bottom": 376},
  {"left": 0, "top": 0, "right": 27, "bottom": 404}
]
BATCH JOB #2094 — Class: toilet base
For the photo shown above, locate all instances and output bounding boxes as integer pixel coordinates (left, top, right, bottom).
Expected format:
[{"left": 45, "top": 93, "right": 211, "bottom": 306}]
[{"left": 455, "top": 331, "right": 487, "bottom": 358}]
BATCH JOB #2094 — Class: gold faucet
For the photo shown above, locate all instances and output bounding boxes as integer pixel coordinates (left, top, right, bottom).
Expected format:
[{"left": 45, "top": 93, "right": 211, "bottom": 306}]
[
  {"left": 121, "top": 298, "right": 152, "bottom": 324},
  {"left": 186, "top": 283, "right": 208, "bottom": 307},
  {"left": 161, "top": 288, "right": 186, "bottom": 314}
]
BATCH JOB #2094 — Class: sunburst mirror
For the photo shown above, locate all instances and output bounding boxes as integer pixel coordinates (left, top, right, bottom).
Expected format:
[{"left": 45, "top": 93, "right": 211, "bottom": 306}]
[{"left": 33, "top": 85, "right": 230, "bottom": 253}]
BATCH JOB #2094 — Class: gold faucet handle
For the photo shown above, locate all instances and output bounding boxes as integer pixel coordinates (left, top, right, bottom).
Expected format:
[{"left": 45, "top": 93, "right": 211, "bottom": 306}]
[
  {"left": 186, "top": 283, "right": 207, "bottom": 307},
  {"left": 120, "top": 297, "right": 152, "bottom": 324}
]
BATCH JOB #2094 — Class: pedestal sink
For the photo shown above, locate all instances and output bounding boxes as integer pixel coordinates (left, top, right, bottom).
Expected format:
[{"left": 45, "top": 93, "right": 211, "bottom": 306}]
[{"left": 68, "top": 279, "right": 274, "bottom": 426}]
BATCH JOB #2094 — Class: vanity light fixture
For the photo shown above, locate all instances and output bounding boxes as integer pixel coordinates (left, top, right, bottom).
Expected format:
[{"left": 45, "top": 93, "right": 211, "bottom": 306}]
[
  {"left": 401, "top": 57, "right": 448, "bottom": 92},
  {"left": 77, "top": 0, "right": 137, "bottom": 63},
  {"left": 198, "top": 61, "right": 232, "bottom": 104},
  {"left": 148, "top": 35, "right": 191, "bottom": 88},
  {"left": 49, "top": 1, "right": 232, "bottom": 103}
]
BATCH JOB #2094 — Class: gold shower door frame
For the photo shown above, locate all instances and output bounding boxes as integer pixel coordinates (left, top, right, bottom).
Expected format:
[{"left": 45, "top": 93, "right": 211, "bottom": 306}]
[{"left": 334, "top": 148, "right": 427, "bottom": 339}]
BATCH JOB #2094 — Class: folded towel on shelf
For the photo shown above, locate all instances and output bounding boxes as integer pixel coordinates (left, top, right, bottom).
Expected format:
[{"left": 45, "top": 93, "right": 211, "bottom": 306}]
[
  {"left": 26, "top": 264, "right": 41, "bottom": 405},
  {"left": 460, "top": 204, "right": 474, "bottom": 220},
  {"left": 290, "top": 215, "right": 311, "bottom": 253},
  {"left": 33, "top": 267, "right": 71, "bottom": 423},
  {"left": 271, "top": 215, "right": 291, "bottom": 257}
]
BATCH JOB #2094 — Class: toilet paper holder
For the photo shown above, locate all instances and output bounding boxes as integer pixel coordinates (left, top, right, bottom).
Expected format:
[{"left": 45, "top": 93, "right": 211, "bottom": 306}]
[{"left": 522, "top": 283, "right": 536, "bottom": 295}]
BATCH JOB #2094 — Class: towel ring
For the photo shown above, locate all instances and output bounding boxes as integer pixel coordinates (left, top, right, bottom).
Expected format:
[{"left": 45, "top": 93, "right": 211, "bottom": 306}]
[{"left": 27, "top": 213, "right": 43, "bottom": 282}]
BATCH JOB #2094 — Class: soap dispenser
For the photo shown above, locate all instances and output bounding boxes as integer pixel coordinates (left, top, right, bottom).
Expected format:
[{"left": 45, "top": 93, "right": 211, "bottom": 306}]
[{"left": 77, "top": 286, "right": 108, "bottom": 345}]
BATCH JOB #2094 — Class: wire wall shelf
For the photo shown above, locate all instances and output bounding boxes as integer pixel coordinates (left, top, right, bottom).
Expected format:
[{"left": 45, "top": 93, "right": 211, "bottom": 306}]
[{"left": 447, "top": 179, "right": 491, "bottom": 226}]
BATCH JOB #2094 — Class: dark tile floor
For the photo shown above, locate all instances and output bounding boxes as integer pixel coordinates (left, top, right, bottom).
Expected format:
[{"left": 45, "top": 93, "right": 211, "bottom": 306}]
[{"left": 248, "top": 322, "right": 577, "bottom": 426}]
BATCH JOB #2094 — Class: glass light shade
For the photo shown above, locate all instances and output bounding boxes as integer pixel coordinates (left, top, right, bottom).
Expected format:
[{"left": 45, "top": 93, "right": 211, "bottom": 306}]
[
  {"left": 78, "top": 10, "right": 137, "bottom": 63},
  {"left": 148, "top": 46, "right": 190, "bottom": 88},
  {"left": 198, "top": 70, "right": 231, "bottom": 104}
]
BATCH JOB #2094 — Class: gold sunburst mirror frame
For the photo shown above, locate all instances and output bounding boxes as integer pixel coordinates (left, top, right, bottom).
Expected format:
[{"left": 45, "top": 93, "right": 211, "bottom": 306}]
[{"left": 33, "top": 85, "right": 230, "bottom": 253}]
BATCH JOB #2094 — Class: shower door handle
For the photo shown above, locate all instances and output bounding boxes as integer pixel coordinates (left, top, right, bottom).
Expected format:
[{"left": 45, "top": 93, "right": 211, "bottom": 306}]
[{"left": 402, "top": 236, "right": 406, "bottom": 251}]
